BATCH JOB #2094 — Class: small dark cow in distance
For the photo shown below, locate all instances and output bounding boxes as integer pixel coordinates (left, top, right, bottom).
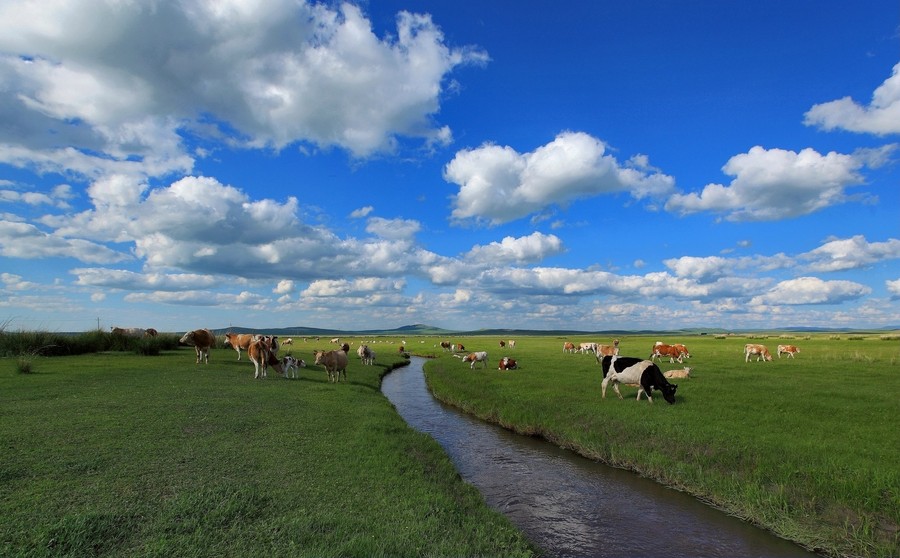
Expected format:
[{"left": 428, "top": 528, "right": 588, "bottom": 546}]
[
  {"left": 179, "top": 328, "right": 216, "bottom": 364},
  {"left": 600, "top": 355, "right": 677, "bottom": 404}
]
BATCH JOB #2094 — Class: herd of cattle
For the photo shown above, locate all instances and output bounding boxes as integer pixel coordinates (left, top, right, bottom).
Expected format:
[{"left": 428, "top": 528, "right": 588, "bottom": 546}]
[{"left": 163, "top": 327, "right": 801, "bottom": 404}]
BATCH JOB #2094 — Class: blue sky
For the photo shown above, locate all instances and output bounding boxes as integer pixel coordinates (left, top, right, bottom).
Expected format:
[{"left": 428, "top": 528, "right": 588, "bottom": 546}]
[{"left": 1, "top": 1, "right": 899, "bottom": 333}]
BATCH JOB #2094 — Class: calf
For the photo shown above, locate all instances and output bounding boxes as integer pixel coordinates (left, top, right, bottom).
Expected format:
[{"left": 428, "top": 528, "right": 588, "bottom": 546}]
[
  {"left": 281, "top": 355, "right": 305, "bottom": 379},
  {"left": 498, "top": 357, "right": 517, "bottom": 370},
  {"left": 777, "top": 344, "right": 800, "bottom": 358},
  {"left": 600, "top": 355, "right": 677, "bottom": 404},
  {"left": 664, "top": 367, "right": 692, "bottom": 379},
  {"left": 745, "top": 343, "right": 773, "bottom": 362}
]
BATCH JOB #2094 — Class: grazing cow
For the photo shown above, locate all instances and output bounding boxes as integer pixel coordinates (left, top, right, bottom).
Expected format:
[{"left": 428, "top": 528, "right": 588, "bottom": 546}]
[
  {"left": 144, "top": 328, "right": 158, "bottom": 337},
  {"left": 777, "top": 344, "right": 800, "bottom": 358},
  {"left": 745, "top": 343, "right": 773, "bottom": 362},
  {"left": 579, "top": 342, "right": 597, "bottom": 354},
  {"left": 111, "top": 326, "right": 146, "bottom": 337},
  {"left": 462, "top": 351, "right": 489, "bottom": 369},
  {"left": 563, "top": 341, "right": 576, "bottom": 353},
  {"left": 664, "top": 367, "right": 693, "bottom": 379},
  {"left": 314, "top": 349, "right": 349, "bottom": 383},
  {"left": 179, "top": 329, "right": 216, "bottom": 364},
  {"left": 498, "top": 357, "right": 517, "bottom": 370},
  {"left": 282, "top": 338, "right": 293, "bottom": 346},
  {"left": 650, "top": 343, "right": 686, "bottom": 364},
  {"left": 595, "top": 342, "right": 620, "bottom": 361},
  {"left": 499, "top": 340, "right": 506, "bottom": 348},
  {"left": 357, "top": 344, "right": 375, "bottom": 365},
  {"left": 600, "top": 355, "right": 677, "bottom": 404},
  {"left": 440, "top": 341, "right": 452, "bottom": 351},
  {"left": 224, "top": 332, "right": 256, "bottom": 361},
  {"left": 672, "top": 343, "right": 691, "bottom": 359},
  {"left": 508, "top": 340, "right": 516, "bottom": 349},
  {"left": 454, "top": 343, "right": 465, "bottom": 353},
  {"left": 281, "top": 355, "right": 305, "bottom": 379},
  {"left": 330, "top": 337, "right": 341, "bottom": 344}
]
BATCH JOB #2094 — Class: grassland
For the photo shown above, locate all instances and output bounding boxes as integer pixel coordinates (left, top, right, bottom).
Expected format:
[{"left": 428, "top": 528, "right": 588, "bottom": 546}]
[
  {"left": 1, "top": 337, "right": 535, "bottom": 557},
  {"left": 423, "top": 333, "right": 900, "bottom": 558}
]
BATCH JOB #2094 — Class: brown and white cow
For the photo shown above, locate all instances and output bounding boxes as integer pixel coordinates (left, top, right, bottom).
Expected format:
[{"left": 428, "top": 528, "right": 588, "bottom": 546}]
[
  {"left": 179, "top": 328, "right": 216, "bottom": 364},
  {"left": 498, "top": 357, "right": 517, "bottom": 370},
  {"left": 462, "top": 351, "right": 488, "bottom": 369},
  {"left": 595, "top": 341, "right": 620, "bottom": 361},
  {"left": 579, "top": 342, "right": 597, "bottom": 354},
  {"left": 248, "top": 336, "right": 274, "bottom": 379},
  {"left": 777, "top": 344, "right": 800, "bottom": 358},
  {"left": 111, "top": 326, "right": 146, "bottom": 337},
  {"left": 664, "top": 367, "right": 693, "bottom": 379},
  {"left": 440, "top": 341, "right": 452, "bottom": 351},
  {"left": 224, "top": 332, "right": 255, "bottom": 361},
  {"left": 745, "top": 343, "right": 773, "bottom": 362},
  {"left": 650, "top": 343, "right": 686, "bottom": 364},
  {"left": 563, "top": 341, "right": 576, "bottom": 353},
  {"left": 144, "top": 328, "right": 158, "bottom": 337}
]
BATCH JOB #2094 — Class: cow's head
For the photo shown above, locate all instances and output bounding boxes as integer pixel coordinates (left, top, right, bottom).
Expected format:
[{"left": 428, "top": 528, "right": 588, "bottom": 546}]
[{"left": 661, "top": 383, "right": 678, "bottom": 404}]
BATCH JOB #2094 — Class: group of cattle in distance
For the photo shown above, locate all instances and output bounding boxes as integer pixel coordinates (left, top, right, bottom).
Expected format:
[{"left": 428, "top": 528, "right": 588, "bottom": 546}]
[
  {"left": 111, "top": 326, "right": 158, "bottom": 337},
  {"left": 177, "top": 329, "right": 387, "bottom": 383},
  {"left": 446, "top": 339, "right": 518, "bottom": 371},
  {"left": 744, "top": 343, "right": 800, "bottom": 362}
]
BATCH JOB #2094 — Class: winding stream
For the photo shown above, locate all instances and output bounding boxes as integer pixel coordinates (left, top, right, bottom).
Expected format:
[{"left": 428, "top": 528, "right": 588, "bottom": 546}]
[{"left": 382, "top": 357, "right": 820, "bottom": 558}]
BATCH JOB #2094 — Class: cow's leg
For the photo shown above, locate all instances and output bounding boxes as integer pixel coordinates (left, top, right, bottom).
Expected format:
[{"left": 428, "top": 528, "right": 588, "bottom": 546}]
[
  {"left": 612, "top": 382, "right": 624, "bottom": 400},
  {"left": 601, "top": 378, "right": 609, "bottom": 399}
]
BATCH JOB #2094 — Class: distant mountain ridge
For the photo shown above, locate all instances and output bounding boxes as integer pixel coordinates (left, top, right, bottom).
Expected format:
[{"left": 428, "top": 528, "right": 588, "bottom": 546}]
[{"left": 210, "top": 324, "right": 900, "bottom": 337}]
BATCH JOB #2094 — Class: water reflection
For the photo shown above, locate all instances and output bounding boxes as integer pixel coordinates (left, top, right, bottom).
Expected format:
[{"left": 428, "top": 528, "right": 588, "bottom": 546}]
[{"left": 382, "top": 357, "right": 820, "bottom": 558}]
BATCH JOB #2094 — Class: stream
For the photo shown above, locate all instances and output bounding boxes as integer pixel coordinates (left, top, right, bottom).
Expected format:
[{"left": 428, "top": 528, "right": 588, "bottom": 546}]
[{"left": 381, "top": 356, "right": 820, "bottom": 558}]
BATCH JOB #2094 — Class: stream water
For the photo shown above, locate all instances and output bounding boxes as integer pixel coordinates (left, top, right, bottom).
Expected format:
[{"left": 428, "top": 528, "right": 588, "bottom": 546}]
[{"left": 381, "top": 357, "right": 821, "bottom": 558}]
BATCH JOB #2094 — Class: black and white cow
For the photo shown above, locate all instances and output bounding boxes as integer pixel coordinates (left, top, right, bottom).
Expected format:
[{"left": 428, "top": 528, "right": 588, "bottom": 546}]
[{"left": 600, "top": 355, "right": 678, "bottom": 404}]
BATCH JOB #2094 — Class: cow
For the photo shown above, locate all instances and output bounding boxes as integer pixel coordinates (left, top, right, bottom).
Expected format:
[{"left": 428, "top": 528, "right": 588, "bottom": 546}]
[
  {"left": 281, "top": 355, "right": 305, "bottom": 379},
  {"left": 330, "top": 337, "right": 341, "bottom": 344},
  {"left": 777, "top": 344, "right": 800, "bottom": 359},
  {"left": 249, "top": 336, "right": 277, "bottom": 379},
  {"left": 745, "top": 343, "right": 773, "bottom": 362},
  {"left": 440, "top": 341, "right": 452, "bottom": 351},
  {"left": 341, "top": 342, "right": 351, "bottom": 353},
  {"left": 579, "top": 342, "right": 597, "bottom": 354},
  {"left": 179, "top": 329, "right": 216, "bottom": 364},
  {"left": 600, "top": 355, "right": 677, "bottom": 404},
  {"left": 498, "top": 357, "right": 517, "bottom": 371},
  {"left": 144, "top": 328, "right": 158, "bottom": 337},
  {"left": 357, "top": 344, "right": 375, "bottom": 365},
  {"left": 650, "top": 343, "right": 685, "bottom": 364},
  {"left": 111, "top": 326, "right": 146, "bottom": 337},
  {"left": 499, "top": 340, "right": 506, "bottom": 348},
  {"left": 314, "top": 349, "right": 349, "bottom": 383},
  {"left": 462, "top": 351, "right": 489, "bottom": 369},
  {"left": 224, "top": 332, "right": 256, "bottom": 361},
  {"left": 672, "top": 343, "right": 691, "bottom": 359},
  {"left": 508, "top": 340, "right": 516, "bottom": 349},
  {"left": 595, "top": 342, "right": 620, "bottom": 361},
  {"left": 563, "top": 341, "right": 576, "bottom": 353},
  {"left": 664, "top": 367, "right": 693, "bottom": 379},
  {"left": 454, "top": 343, "right": 465, "bottom": 353},
  {"left": 282, "top": 338, "right": 293, "bottom": 346}
]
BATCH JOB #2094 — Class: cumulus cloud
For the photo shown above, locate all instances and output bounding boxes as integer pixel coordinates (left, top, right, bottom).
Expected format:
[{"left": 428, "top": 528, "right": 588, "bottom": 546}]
[
  {"left": 465, "top": 232, "right": 564, "bottom": 265},
  {"left": 799, "top": 235, "right": 900, "bottom": 272},
  {"left": 750, "top": 277, "right": 871, "bottom": 306},
  {"left": 0, "top": 0, "right": 485, "bottom": 177},
  {"left": 72, "top": 268, "right": 217, "bottom": 291},
  {"left": 0, "top": 219, "right": 129, "bottom": 263},
  {"left": 804, "top": 62, "right": 900, "bottom": 135},
  {"left": 444, "top": 131, "right": 675, "bottom": 225},
  {"left": 301, "top": 277, "right": 405, "bottom": 298},
  {"left": 666, "top": 146, "right": 870, "bottom": 221},
  {"left": 366, "top": 217, "right": 421, "bottom": 240},
  {"left": 887, "top": 278, "right": 900, "bottom": 299}
]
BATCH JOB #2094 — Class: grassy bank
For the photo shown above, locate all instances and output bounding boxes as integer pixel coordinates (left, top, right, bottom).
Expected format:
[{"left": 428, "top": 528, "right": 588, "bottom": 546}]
[
  {"left": 1, "top": 340, "right": 535, "bottom": 557},
  {"left": 424, "top": 334, "right": 900, "bottom": 558}
]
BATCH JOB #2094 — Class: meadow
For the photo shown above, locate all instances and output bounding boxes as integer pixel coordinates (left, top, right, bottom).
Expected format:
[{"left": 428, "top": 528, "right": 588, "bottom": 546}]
[
  {"left": 423, "top": 333, "right": 900, "bottom": 558},
  {"left": 2, "top": 330, "right": 898, "bottom": 558},
  {"left": 0, "top": 335, "right": 535, "bottom": 557}
]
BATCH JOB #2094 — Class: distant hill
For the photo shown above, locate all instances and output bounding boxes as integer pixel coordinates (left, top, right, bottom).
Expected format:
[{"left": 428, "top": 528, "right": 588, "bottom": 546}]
[{"left": 208, "top": 324, "right": 900, "bottom": 337}]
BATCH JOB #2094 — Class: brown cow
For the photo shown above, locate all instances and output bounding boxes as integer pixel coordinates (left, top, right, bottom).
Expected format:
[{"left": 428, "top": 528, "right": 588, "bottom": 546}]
[
  {"left": 745, "top": 343, "right": 773, "bottom": 362},
  {"left": 314, "top": 349, "right": 349, "bottom": 383},
  {"left": 563, "top": 341, "right": 576, "bottom": 353},
  {"left": 224, "top": 332, "right": 255, "bottom": 361},
  {"left": 179, "top": 329, "right": 216, "bottom": 364},
  {"left": 777, "top": 344, "right": 800, "bottom": 358},
  {"left": 498, "top": 357, "right": 517, "bottom": 370}
]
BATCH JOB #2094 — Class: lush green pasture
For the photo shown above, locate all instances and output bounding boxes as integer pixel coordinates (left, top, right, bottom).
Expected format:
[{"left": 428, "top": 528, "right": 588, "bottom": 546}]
[
  {"left": 422, "top": 333, "right": 900, "bottom": 558},
  {"left": 1, "top": 339, "right": 535, "bottom": 557}
]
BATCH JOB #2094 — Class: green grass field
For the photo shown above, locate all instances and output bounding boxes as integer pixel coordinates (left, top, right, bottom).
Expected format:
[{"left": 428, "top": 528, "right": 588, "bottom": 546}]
[
  {"left": 423, "top": 333, "right": 900, "bottom": 558},
  {"left": 1, "top": 338, "right": 535, "bottom": 557}
]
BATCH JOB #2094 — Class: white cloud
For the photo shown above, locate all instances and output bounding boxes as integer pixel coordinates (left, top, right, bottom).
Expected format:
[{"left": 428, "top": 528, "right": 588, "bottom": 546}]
[
  {"left": 0, "top": 0, "right": 486, "bottom": 166},
  {"left": 366, "top": 217, "right": 421, "bottom": 240},
  {"left": 465, "top": 232, "right": 564, "bottom": 265},
  {"left": 804, "top": 62, "right": 900, "bottom": 135},
  {"left": 350, "top": 206, "right": 374, "bottom": 218},
  {"left": 0, "top": 219, "right": 129, "bottom": 263},
  {"left": 666, "top": 146, "right": 869, "bottom": 221},
  {"left": 799, "top": 235, "right": 900, "bottom": 272},
  {"left": 72, "top": 268, "right": 217, "bottom": 291},
  {"left": 887, "top": 278, "right": 900, "bottom": 299},
  {"left": 750, "top": 277, "right": 871, "bottom": 306},
  {"left": 444, "top": 131, "right": 675, "bottom": 225},
  {"left": 274, "top": 279, "right": 295, "bottom": 295}
]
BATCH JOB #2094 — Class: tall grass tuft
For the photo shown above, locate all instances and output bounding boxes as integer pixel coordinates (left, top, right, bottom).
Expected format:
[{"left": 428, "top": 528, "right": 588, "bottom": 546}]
[{"left": 15, "top": 357, "right": 33, "bottom": 374}]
